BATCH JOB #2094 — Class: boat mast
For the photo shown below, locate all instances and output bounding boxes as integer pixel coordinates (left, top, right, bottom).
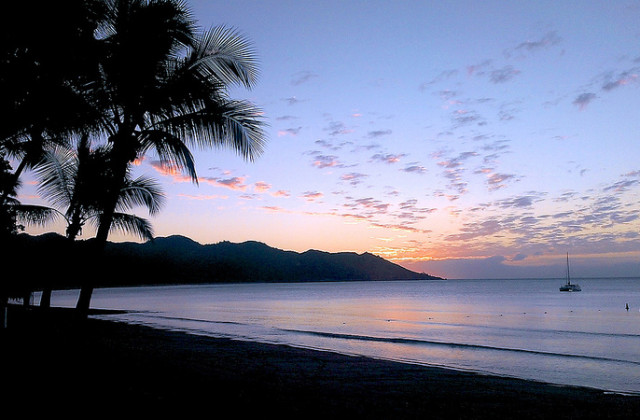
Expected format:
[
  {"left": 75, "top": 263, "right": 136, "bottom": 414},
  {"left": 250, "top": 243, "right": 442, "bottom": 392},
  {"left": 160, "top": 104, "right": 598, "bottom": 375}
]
[{"left": 566, "top": 252, "right": 570, "bottom": 285}]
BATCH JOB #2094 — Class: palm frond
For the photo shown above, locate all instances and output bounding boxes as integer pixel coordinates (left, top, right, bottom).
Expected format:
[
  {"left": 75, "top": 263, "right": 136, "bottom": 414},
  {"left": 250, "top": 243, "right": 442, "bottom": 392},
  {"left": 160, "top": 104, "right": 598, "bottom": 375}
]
[
  {"left": 138, "top": 129, "right": 198, "bottom": 182},
  {"left": 14, "top": 204, "right": 63, "bottom": 227},
  {"left": 34, "top": 146, "right": 77, "bottom": 209},
  {"left": 117, "top": 175, "right": 165, "bottom": 215},
  {"left": 107, "top": 212, "right": 154, "bottom": 241},
  {"left": 147, "top": 98, "right": 266, "bottom": 162},
  {"left": 188, "top": 26, "right": 259, "bottom": 89}
]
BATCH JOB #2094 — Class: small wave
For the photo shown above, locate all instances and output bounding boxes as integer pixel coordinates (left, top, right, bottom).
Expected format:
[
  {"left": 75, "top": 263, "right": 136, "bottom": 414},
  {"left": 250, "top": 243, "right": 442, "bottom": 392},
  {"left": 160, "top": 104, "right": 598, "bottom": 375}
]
[
  {"left": 106, "top": 312, "right": 246, "bottom": 326},
  {"left": 389, "top": 318, "right": 640, "bottom": 340},
  {"left": 281, "top": 328, "right": 640, "bottom": 366}
]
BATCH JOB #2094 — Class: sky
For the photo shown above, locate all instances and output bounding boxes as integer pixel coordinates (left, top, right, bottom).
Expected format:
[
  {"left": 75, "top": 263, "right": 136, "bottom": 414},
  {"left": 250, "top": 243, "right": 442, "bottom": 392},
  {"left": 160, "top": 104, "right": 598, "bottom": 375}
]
[{"left": 20, "top": 0, "right": 640, "bottom": 279}]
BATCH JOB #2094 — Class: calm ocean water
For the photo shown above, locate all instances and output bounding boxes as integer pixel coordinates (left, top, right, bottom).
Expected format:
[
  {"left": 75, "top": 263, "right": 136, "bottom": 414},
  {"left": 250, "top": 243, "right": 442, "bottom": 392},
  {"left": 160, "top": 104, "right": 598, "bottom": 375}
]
[{"left": 39, "top": 278, "right": 640, "bottom": 394}]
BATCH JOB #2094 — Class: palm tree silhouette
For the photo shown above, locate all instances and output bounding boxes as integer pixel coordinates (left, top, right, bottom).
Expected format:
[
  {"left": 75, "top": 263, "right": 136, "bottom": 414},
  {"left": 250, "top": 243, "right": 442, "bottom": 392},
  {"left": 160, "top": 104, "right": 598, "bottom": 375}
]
[
  {"left": 0, "top": 1, "right": 103, "bottom": 199},
  {"left": 34, "top": 135, "right": 165, "bottom": 307},
  {"left": 74, "top": 0, "right": 266, "bottom": 314}
]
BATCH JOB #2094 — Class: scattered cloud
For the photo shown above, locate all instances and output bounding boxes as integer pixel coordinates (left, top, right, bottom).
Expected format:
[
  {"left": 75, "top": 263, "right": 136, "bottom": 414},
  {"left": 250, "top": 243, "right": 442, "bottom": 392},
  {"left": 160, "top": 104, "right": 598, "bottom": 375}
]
[
  {"left": 276, "top": 115, "right": 298, "bottom": 121},
  {"left": 340, "top": 172, "right": 369, "bottom": 186},
  {"left": 572, "top": 92, "right": 597, "bottom": 110},
  {"left": 324, "top": 120, "right": 353, "bottom": 136},
  {"left": 271, "top": 190, "right": 291, "bottom": 198},
  {"left": 301, "top": 191, "right": 323, "bottom": 202},
  {"left": 254, "top": 181, "right": 271, "bottom": 193},
  {"left": 367, "top": 129, "right": 392, "bottom": 138},
  {"left": 603, "top": 179, "right": 640, "bottom": 193},
  {"left": 466, "top": 59, "right": 492, "bottom": 77},
  {"left": 419, "top": 69, "right": 458, "bottom": 90},
  {"left": 371, "top": 153, "right": 405, "bottom": 164},
  {"left": 291, "top": 70, "right": 318, "bottom": 85},
  {"left": 403, "top": 163, "right": 428, "bottom": 174},
  {"left": 505, "top": 31, "right": 562, "bottom": 58},
  {"left": 451, "top": 109, "right": 485, "bottom": 128},
  {"left": 310, "top": 153, "right": 342, "bottom": 169},
  {"left": 486, "top": 172, "right": 516, "bottom": 191},
  {"left": 490, "top": 65, "right": 520, "bottom": 84},
  {"left": 277, "top": 127, "right": 302, "bottom": 137},
  {"left": 601, "top": 68, "right": 639, "bottom": 91},
  {"left": 283, "top": 96, "right": 303, "bottom": 105},
  {"left": 210, "top": 176, "right": 248, "bottom": 191}
]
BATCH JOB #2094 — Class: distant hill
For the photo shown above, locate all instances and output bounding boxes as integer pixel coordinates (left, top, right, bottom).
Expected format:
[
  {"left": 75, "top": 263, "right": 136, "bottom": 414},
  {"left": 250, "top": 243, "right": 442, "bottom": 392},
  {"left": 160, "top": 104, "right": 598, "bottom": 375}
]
[{"left": 5, "top": 234, "right": 442, "bottom": 291}]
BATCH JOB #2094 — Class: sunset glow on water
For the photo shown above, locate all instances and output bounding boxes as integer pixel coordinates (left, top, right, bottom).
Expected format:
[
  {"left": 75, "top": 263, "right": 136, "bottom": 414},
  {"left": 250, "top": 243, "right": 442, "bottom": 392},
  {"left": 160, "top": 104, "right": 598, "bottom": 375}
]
[{"left": 41, "top": 278, "right": 640, "bottom": 394}]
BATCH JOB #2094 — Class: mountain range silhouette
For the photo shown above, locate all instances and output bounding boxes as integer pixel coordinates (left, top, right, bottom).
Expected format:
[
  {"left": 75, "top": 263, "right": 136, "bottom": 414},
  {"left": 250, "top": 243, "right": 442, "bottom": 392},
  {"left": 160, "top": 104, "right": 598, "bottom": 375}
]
[{"left": 9, "top": 233, "right": 441, "bottom": 291}]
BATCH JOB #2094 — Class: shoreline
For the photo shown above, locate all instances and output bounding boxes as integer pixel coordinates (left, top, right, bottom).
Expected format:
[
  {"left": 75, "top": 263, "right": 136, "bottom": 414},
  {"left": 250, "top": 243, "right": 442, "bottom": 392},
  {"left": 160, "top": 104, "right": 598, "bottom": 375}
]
[{"left": 3, "top": 305, "right": 639, "bottom": 418}]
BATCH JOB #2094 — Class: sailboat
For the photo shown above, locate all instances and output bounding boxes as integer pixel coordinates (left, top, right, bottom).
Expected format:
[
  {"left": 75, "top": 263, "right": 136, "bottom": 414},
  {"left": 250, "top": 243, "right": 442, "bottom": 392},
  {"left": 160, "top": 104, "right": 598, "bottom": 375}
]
[{"left": 559, "top": 253, "right": 581, "bottom": 292}]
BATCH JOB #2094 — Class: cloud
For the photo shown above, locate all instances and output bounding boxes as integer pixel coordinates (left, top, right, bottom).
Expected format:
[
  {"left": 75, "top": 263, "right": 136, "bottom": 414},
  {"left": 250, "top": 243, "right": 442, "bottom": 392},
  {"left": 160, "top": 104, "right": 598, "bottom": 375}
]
[
  {"left": 486, "top": 172, "right": 516, "bottom": 191},
  {"left": 367, "top": 129, "right": 392, "bottom": 138},
  {"left": 419, "top": 69, "right": 458, "bottom": 90},
  {"left": 324, "top": 120, "right": 353, "bottom": 136},
  {"left": 283, "top": 96, "right": 303, "bottom": 105},
  {"left": 572, "top": 92, "right": 597, "bottom": 110},
  {"left": 315, "top": 139, "right": 351, "bottom": 151},
  {"left": 151, "top": 162, "right": 250, "bottom": 191},
  {"left": 466, "top": 59, "right": 492, "bottom": 77},
  {"left": 403, "top": 163, "right": 428, "bottom": 174},
  {"left": 490, "top": 65, "right": 521, "bottom": 83},
  {"left": 291, "top": 70, "right": 318, "bottom": 86},
  {"left": 345, "top": 197, "right": 390, "bottom": 212},
  {"left": 261, "top": 205, "right": 292, "bottom": 214},
  {"left": 446, "top": 219, "right": 504, "bottom": 241},
  {"left": 276, "top": 115, "right": 298, "bottom": 121},
  {"left": 150, "top": 161, "right": 188, "bottom": 179},
  {"left": 301, "top": 191, "right": 323, "bottom": 202},
  {"left": 271, "top": 190, "right": 291, "bottom": 198},
  {"left": 437, "top": 151, "right": 478, "bottom": 169},
  {"left": 211, "top": 176, "right": 248, "bottom": 191},
  {"left": 603, "top": 179, "right": 640, "bottom": 193},
  {"left": 451, "top": 109, "right": 485, "bottom": 128},
  {"left": 340, "top": 172, "right": 369, "bottom": 186},
  {"left": 371, "top": 153, "right": 405, "bottom": 164},
  {"left": 277, "top": 127, "right": 302, "bottom": 137},
  {"left": 493, "top": 193, "right": 546, "bottom": 209},
  {"left": 601, "top": 68, "right": 639, "bottom": 91},
  {"left": 254, "top": 181, "right": 271, "bottom": 193},
  {"left": 310, "top": 153, "right": 342, "bottom": 169},
  {"left": 506, "top": 31, "right": 562, "bottom": 57}
]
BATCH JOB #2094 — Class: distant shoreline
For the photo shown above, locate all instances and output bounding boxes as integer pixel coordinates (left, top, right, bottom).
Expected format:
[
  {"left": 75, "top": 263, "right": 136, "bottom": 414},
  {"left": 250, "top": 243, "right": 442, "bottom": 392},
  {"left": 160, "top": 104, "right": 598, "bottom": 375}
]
[{"left": 3, "top": 305, "right": 638, "bottom": 418}]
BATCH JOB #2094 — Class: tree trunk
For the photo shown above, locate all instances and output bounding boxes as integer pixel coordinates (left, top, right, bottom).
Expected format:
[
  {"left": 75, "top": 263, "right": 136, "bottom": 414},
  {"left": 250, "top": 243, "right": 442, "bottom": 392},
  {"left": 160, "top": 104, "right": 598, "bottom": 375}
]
[
  {"left": 75, "top": 285, "right": 93, "bottom": 317},
  {"left": 75, "top": 148, "right": 129, "bottom": 316},
  {"left": 22, "top": 291, "right": 31, "bottom": 307},
  {"left": 40, "top": 288, "right": 52, "bottom": 308}
]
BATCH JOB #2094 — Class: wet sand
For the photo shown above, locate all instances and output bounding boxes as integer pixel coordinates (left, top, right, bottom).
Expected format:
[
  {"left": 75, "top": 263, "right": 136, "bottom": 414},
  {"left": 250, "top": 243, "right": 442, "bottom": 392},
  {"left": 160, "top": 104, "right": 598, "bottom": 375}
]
[{"left": 3, "top": 305, "right": 638, "bottom": 418}]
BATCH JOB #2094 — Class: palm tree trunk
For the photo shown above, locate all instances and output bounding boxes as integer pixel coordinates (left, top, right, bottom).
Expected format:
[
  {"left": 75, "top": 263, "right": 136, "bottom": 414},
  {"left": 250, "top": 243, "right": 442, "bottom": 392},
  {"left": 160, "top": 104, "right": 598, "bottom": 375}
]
[
  {"left": 40, "top": 289, "right": 52, "bottom": 308},
  {"left": 75, "top": 145, "right": 129, "bottom": 317}
]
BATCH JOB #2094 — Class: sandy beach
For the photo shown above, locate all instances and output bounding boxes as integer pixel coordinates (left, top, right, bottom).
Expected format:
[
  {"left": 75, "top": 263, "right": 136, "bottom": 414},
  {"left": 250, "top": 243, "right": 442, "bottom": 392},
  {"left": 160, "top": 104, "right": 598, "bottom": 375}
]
[{"left": 3, "top": 305, "right": 639, "bottom": 418}]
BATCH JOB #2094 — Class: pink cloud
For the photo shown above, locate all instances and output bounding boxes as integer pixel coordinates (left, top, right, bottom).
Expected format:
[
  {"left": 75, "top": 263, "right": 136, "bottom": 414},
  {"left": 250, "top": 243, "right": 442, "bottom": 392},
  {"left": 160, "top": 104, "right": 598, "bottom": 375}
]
[
  {"left": 487, "top": 172, "right": 516, "bottom": 191},
  {"left": 301, "top": 191, "right": 323, "bottom": 202},
  {"left": 271, "top": 190, "right": 291, "bottom": 198},
  {"left": 261, "top": 205, "right": 292, "bottom": 214},
  {"left": 312, "top": 155, "right": 341, "bottom": 169},
  {"left": 371, "top": 153, "right": 405, "bottom": 164},
  {"left": 254, "top": 181, "right": 271, "bottom": 193},
  {"left": 191, "top": 176, "right": 248, "bottom": 191}
]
